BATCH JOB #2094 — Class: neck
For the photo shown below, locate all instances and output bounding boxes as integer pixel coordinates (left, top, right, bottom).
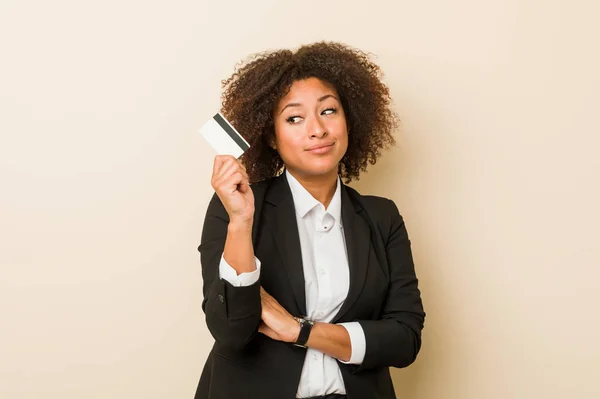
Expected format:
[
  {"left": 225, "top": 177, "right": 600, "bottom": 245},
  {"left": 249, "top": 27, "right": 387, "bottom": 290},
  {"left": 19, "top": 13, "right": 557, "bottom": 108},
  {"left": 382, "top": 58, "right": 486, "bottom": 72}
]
[{"left": 287, "top": 167, "right": 339, "bottom": 209}]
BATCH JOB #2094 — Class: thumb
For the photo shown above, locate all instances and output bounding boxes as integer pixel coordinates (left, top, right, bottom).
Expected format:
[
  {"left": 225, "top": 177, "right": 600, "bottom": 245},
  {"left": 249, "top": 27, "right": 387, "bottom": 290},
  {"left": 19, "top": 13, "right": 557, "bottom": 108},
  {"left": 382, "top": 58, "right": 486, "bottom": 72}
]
[
  {"left": 258, "top": 323, "right": 269, "bottom": 335},
  {"left": 238, "top": 181, "right": 249, "bottom": 193}
]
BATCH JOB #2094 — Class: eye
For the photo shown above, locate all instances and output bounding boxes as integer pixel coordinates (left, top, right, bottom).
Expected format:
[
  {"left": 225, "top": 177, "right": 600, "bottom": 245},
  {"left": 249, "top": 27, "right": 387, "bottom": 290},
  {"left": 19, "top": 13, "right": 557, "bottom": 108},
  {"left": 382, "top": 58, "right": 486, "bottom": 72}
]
[
  {"left": 286, "top": 115, "right": 302, "bottom": 124},
  {"left": 322, "top": 107, "right": 337, "bottom": 115}
]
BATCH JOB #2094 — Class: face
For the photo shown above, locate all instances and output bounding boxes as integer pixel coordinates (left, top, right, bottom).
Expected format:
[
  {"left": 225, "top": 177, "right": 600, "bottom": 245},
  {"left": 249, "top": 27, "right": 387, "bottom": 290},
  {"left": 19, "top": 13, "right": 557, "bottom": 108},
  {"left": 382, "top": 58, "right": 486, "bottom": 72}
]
[{"left": 273, "top": 77, "right": 348, "bottom": 180}]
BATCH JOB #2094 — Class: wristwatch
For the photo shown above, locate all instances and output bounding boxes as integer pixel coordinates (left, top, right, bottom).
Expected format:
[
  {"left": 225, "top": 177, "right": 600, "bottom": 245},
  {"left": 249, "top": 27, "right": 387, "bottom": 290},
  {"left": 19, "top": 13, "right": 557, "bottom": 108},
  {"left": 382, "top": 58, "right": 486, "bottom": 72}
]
[{"left": 292, "top": 316, "right": 315, "bottom": 348}]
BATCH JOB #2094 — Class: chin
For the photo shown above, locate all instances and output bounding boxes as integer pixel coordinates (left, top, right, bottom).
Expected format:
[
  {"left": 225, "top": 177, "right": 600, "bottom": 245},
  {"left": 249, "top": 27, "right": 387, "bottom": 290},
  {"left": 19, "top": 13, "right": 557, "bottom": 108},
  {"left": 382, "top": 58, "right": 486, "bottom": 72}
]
[{"left": 298, "top": 161, "right": 340, "bottom": 177}]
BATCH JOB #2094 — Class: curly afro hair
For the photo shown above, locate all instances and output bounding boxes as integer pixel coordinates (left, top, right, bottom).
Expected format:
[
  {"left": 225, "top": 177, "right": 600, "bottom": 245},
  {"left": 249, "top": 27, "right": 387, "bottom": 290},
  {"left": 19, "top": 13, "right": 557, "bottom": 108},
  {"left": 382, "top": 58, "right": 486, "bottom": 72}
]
[{"left": 220, "top": 41, "right": 399, "bottom": 184}]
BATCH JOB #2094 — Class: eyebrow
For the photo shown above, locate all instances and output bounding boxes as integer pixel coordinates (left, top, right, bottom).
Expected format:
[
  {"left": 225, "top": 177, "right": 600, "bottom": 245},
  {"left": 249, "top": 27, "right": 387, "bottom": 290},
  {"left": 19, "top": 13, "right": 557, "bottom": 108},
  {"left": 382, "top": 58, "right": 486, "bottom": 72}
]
[{"left": 279, "top": 94, "right": 339, "bottom": 115}]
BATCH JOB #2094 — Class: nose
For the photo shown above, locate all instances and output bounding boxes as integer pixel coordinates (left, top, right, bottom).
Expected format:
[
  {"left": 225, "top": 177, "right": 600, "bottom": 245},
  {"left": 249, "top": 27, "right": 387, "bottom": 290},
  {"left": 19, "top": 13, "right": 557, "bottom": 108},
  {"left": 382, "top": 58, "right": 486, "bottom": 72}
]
[{"left": 308, "top": 116, "right": 327, "bottom": 139}]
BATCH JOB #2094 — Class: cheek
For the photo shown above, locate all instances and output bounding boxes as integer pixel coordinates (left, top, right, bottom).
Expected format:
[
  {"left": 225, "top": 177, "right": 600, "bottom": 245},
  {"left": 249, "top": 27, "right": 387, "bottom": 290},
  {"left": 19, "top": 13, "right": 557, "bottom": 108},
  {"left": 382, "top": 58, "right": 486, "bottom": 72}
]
[
  {"left": 274, "top": 126, "right": 301, "bottom": 155},
  {"left": 337, "top": 126, "right": 349, "bottom": 154},
  {"left": 333, "top": 120, "right": 349, "bottom": 144},
  {"left": 329, "top": 115, "right": 347, "bottom": 135}
]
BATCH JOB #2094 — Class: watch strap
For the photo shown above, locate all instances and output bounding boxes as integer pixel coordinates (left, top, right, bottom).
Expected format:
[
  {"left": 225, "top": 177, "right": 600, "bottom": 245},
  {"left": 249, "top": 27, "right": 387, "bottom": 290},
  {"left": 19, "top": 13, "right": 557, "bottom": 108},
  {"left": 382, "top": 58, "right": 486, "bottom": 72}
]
[{"left": 293, "top": 317, "right": 314, "bottom": 348}]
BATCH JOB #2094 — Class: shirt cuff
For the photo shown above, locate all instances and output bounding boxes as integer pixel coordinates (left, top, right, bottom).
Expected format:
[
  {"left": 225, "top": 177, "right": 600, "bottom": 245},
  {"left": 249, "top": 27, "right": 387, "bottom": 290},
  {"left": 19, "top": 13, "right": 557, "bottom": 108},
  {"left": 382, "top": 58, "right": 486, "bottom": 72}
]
[
  {"left": 338, "top": 322, "right": 366, "bottom": 365},
  {"left": 218, "top": 253, "right": 261, "bottom": 287}
]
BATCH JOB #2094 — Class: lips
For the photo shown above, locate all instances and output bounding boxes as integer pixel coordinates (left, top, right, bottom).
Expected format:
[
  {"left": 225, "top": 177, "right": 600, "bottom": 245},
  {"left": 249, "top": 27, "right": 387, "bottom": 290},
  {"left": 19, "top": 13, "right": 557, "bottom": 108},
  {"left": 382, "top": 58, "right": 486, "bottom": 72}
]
[{"left": 306, "top": 142, "right": 334, "bottom": 151}]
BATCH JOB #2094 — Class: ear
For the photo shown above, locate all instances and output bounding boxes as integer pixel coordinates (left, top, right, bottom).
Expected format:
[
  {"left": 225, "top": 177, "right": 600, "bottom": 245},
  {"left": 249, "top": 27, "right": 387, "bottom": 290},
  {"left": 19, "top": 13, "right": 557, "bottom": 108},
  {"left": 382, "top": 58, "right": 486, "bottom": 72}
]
[{"left": 268, "top": 135, "right": 277, "bottom": 150}]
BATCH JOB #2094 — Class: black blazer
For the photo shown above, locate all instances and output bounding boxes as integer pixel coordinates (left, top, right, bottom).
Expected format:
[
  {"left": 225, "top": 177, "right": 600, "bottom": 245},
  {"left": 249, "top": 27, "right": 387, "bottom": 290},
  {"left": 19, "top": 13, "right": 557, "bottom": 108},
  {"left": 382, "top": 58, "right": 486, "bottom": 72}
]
[{"left": 195, "top": 173, "right": 425, "bottom": 399}]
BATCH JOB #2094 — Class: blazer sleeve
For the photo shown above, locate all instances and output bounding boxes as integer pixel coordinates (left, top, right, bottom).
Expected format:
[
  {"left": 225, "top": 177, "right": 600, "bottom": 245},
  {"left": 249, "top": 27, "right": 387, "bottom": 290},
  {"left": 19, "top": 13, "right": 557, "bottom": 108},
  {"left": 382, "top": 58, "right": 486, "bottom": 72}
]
[
  {"left": 356, "top": 199, "right": 425, "bottom": 371},
  {"left": 199, "top": 193, "right": 261, "bottom": 351}
]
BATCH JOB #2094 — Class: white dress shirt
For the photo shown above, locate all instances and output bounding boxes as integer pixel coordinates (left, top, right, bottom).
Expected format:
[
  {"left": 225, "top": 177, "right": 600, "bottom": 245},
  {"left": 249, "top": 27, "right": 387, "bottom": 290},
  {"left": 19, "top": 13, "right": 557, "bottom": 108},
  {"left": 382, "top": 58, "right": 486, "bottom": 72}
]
[{"left": 219, "top": 170, "right": 366, "bottom": 398}]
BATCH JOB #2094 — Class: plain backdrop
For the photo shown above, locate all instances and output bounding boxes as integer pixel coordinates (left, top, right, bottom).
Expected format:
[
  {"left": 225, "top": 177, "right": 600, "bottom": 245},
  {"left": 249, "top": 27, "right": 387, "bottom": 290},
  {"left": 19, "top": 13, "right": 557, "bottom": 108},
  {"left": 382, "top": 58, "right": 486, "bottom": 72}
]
[{"left": 1, "top": 0, "right": 599, "bottom": 398}]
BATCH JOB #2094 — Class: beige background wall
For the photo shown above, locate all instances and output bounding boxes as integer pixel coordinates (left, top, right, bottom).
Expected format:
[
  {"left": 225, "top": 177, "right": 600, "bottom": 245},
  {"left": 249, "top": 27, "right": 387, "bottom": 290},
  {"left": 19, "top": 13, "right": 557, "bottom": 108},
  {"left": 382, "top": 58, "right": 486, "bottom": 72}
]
[{"left": 1, "top": 0, "right": 599, "bottom": 398}]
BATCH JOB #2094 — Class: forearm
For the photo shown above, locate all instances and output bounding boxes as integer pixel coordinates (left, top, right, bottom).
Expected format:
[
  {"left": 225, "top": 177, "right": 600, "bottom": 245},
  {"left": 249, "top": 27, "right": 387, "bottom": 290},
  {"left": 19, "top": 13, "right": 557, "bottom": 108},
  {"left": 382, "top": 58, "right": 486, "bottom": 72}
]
[
  {"left": 259, "top": 290, "right": 358, "bottom": 363},
  {"left": 305, "top": 322, "right": 352, "bottom": 362},
  {"left": 202, "top": 215, "right": 261, "bottom": 351},
  {"left": 358, "top": 317, "right": 422, "bottom": 369},
  {"left": 223, "top": 221, "right": 255, "bottom": 275}
]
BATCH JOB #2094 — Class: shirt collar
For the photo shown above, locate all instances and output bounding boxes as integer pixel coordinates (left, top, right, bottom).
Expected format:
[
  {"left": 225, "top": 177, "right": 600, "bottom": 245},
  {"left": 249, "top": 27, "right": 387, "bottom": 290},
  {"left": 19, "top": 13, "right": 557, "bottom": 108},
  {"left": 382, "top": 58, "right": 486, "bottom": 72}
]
[{"left": 285, "top": 170, "right": 342, "bottom": 222}]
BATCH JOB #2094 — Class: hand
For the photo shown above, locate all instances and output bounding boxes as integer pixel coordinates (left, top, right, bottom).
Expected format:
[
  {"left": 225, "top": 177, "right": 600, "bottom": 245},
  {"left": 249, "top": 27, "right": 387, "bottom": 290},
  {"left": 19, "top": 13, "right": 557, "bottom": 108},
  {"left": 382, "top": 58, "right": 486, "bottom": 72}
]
[
  {"left": 258, "top": 287, "right": 300, "bottom": 343},
  {"left": 211, "top": 155, "right": 254, "bottom": 226}
]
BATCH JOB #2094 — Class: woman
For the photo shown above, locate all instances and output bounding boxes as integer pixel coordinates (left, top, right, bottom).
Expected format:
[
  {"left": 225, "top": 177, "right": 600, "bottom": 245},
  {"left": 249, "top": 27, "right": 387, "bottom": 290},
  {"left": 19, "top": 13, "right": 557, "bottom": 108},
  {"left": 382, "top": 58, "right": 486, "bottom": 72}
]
[{"left": 195, "top": 42, "right": 425, "bottom": 399}]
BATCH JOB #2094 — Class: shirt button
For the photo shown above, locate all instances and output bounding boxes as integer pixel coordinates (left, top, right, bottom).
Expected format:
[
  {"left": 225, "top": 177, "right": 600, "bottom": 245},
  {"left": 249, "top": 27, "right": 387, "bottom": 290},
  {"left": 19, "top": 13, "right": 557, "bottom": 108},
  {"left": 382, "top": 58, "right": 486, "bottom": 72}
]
[
  {"left": 313, "top": 353, "right": 319, "bottom": 360},
  {"left": 319, "top": 269, "right": 326, "bottom": 276}
]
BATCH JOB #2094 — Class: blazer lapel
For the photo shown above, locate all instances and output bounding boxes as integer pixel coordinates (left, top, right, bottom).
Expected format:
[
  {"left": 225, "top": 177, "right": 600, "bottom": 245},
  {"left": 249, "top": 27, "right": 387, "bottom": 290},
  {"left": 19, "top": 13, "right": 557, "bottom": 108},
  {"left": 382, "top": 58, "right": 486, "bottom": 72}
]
[
  {"left": 263, "top": 174, "right": 307, "bottom": 316},
  {"left": 332, "top": 185, "right": 371, "bottom": 322}
]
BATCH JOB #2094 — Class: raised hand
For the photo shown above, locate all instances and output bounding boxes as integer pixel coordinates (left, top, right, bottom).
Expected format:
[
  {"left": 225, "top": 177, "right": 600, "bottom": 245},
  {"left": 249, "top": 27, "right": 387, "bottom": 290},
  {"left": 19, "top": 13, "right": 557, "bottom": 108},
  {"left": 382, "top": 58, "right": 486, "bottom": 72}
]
[{"left": 211, "top": 155, "right": 254, "bottom": 227}]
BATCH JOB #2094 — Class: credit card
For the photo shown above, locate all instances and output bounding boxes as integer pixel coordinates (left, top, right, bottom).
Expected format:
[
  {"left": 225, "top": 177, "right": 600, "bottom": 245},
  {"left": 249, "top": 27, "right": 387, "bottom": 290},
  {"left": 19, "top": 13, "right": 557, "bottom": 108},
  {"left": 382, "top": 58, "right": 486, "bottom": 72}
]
[{"left": 199, "top": 112, "right": 250, "bottom": 158}]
